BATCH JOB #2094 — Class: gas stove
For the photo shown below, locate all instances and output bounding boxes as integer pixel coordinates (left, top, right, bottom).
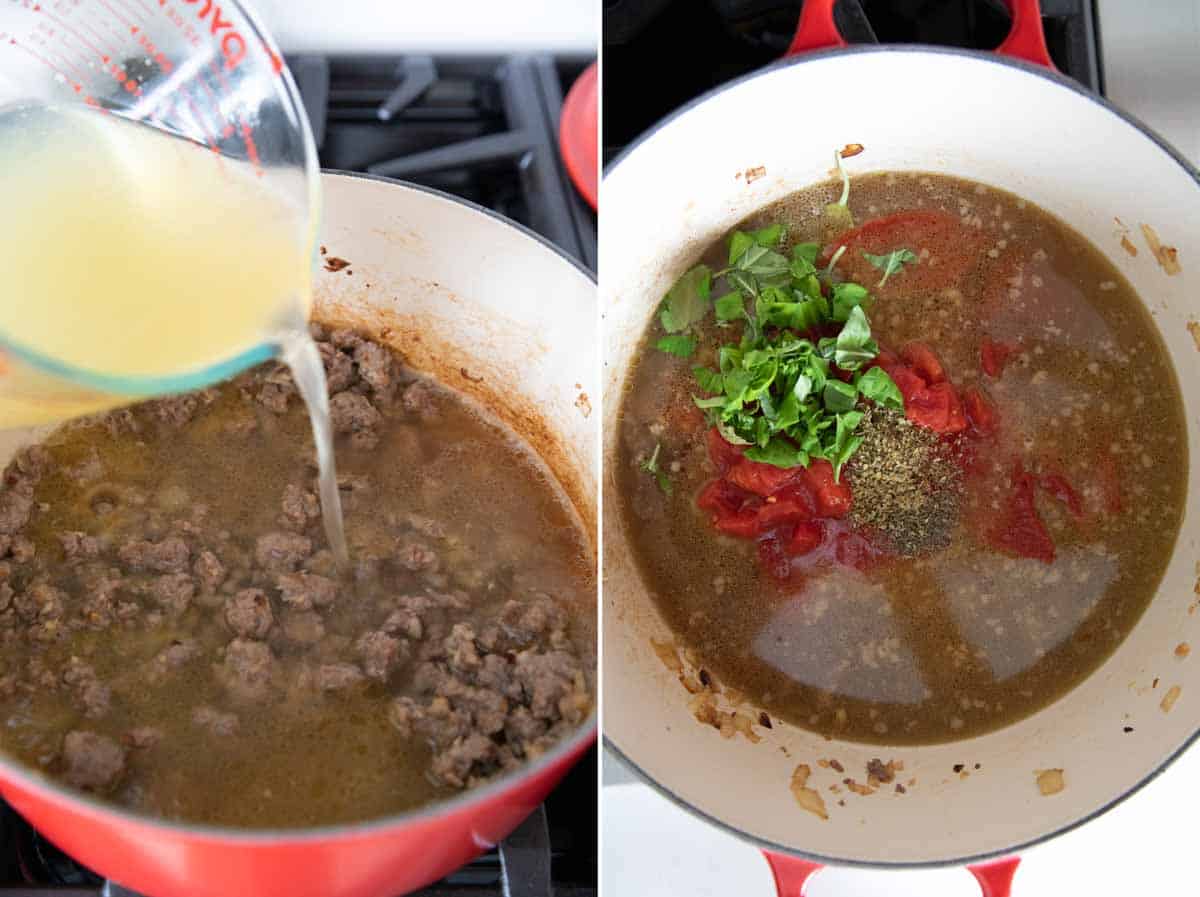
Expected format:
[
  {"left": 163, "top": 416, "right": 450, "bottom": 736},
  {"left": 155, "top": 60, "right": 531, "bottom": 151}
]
[
  {"left": 603, "top": 0, "right": 1101, "bottom": 163},
  {"left": 0, "top": 50, "right": 597, "bottom": 897}
]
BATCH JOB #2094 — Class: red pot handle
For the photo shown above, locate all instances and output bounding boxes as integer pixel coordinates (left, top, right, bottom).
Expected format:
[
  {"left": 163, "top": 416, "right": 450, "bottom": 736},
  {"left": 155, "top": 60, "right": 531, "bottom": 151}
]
[
  {"left": 784, "top": 0, "right": 1055, "bottom": 70},
  {"left": 763, "top": 851, "right": 1021, "bottom": 896}
]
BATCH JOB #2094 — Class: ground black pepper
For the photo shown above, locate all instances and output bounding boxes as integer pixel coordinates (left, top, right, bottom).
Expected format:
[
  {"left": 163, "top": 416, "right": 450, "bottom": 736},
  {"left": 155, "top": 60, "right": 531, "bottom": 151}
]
[{"left": 846, "top": 408, "right": 962, "bottom": 556}]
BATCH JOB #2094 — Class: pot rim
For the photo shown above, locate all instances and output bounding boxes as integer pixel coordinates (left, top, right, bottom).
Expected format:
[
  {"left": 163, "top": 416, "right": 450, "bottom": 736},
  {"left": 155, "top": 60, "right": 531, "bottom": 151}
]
[
  {"left": 602, "top": 44, "right": 1200, "bottom": 869},
  {"left": 0, "top": 170, "right": 598, "bottom": 844}
]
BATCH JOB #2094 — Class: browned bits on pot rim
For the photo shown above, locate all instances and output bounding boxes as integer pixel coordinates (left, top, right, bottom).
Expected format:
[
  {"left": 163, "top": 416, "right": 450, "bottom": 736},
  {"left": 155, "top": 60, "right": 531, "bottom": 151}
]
[
  {"left": 839, "top": 143, "right": 865, "bottom": 158},
  {"left": 1036, "top": 768, "right": 1065, "bottom": 796},
  {"left": 323, "top": 256, "right": 350, "bottom": 272},
  {"left": 1176, "top": 642, "right": 1190, "bottom": 659},
  {"left": 1161, "top": 685, "right": 1182, "bottom": 714},
  {"left": 790, "top": 763, "right": 828, "bottom": 821}
]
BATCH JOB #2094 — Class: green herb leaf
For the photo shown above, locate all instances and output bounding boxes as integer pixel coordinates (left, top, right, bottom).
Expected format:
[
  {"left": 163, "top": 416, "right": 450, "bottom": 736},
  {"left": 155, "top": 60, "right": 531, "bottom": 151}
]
[
  {"left": 655, "top": 334, "right": 696, "bottom": 358},
  {"left": 833, "top": 305, "right": 878, "bottom": 371},
  {"left": 855, "top": 366, "right": 904, "bottom": 411},
  {"left": 830, "top": 281, "right": 873, "bottom": 323},
  {"left": 693, "top": 366, "right": 724, "bottom": 394},
  {"left": 735, "top": 244, "right": 791, "bottom": 282},
  {"left": 751, "top": 223, "right": 786, "bottom": 248},
  {"left": 660, "top": 264, "right": 713, "bottom": 333},
  {"left": 792, "top": 242, "right": 821, "bottom": 266},
  {"left": 639, "top": 442, "right": 674, "bottom": 495},
  {"left": 823, "top": 379, "right": 858, "bottom": 413},
  {"left": 714, "top": 292, "right": 745, "bottom": 322},
  {"left": 693, "top": 394, "right": 726, "bottom": 410},
  {"left": 715, "top": 419, "right": 752, "bottom": 446},
  {"left": 745, "top": 435, "right": 809, "bottom": 469},
  {"left": 830, "top": 411, "right": 864, "bottom": 482},
  {"left": 728, "top": 231, "right": 753, "bottom": 266},
  {"left": 726, "top": 269, "right": 759, "bottom": 298},
  {"left": 862, "top": 248, "right": 918, "bottom": 287}
]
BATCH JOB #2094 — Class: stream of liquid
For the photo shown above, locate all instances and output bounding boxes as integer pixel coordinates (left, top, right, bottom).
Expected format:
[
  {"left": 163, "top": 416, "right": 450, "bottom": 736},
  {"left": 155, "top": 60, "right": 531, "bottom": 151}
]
[{"left": 0, "top": 104, "right": 348, "bottom": 562}]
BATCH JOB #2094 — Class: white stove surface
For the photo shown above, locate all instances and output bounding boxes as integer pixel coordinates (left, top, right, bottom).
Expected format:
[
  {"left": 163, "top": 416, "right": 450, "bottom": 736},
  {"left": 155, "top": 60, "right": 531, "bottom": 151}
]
[{"left": 603, "top": 4, "right": 1200, "bottom": 894}]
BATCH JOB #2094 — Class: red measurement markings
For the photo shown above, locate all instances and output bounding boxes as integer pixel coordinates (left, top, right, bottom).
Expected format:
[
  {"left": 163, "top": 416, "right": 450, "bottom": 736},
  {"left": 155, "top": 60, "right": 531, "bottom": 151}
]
[
  {"left": 135, "top": 31, "right": 174, "bottom": 73},
  {"left": 110, "top": 0, "right": 154, "bottom": 27},
  {"left": 40, "top": 7, "right": 118, "bottom": 68},
  {"left": 7, "top": 36, "right": 82, "bottom": 94},
  {"left": 239, "top": 121, "right": 262, "bottom": 175}
]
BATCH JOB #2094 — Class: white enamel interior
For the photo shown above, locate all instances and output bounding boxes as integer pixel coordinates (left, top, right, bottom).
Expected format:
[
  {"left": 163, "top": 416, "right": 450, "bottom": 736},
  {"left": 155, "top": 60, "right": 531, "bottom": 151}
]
[{"left": 602, "top": 48, "right": 1200, "bottom": 866}]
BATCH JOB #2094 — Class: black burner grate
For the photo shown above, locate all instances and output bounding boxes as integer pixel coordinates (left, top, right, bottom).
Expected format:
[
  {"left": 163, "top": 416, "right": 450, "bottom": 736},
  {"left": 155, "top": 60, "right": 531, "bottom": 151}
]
[
  {"left": 289, "top": 53, "right": 597, "bottom": 272},
  {"left": 603, "top": 0, "right": 1102, "bottom": 163}
]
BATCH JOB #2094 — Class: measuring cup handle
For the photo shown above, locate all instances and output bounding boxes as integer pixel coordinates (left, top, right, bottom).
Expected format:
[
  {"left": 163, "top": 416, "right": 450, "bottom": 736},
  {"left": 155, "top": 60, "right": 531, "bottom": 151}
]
[{"left": 784, "top": 0, "right": 1055, "bottom": 71}]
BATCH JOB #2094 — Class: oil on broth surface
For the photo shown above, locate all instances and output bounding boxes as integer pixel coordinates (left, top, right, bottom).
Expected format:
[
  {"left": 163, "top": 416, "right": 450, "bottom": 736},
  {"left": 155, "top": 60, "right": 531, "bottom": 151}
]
[
  {"left": 0, "top": 330, "right": 595, "bottom": 827},
  {"left": 617, "top": 172, "right": 1186, "bottom": 745}
]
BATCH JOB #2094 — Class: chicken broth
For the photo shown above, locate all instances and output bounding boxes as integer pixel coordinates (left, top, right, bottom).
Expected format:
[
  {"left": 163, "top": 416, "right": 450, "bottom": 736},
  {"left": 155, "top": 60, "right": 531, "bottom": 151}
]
[
  {"left": 0, "top": 326, "right": 594, "bottom": 826},
  {"left": 617, "top": 171, "right": 1186, "bottom": 745}
]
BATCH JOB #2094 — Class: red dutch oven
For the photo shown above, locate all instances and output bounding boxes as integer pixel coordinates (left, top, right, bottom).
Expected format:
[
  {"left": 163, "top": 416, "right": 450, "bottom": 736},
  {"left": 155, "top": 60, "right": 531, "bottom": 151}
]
[
  {"left": 0, "top": 172, "right": 599, "bottom": 897},
  {"left": 602, "top": 1, "right": 1200, "bottom": 894}
]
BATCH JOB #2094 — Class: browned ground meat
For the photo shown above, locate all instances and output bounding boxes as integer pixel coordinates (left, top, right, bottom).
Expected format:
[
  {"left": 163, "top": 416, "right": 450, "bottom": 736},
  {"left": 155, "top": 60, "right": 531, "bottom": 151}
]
[
  {"left": 254, "top": 532, "right": 312, "bottom": 573},
  {"left": 221, "top": 638, "right": 274, "bottom": 701},
  {"left": 0, "top": 328, "right": 593, "bottom": 826},
  {"left": 61, "top": 731, "right": 126, "bottom": 792},
  {"left": 224, "top": 588, "right": 273, "bottom": 638},
  {"left": 119, "top": 537, "right": 190, "bottom": 574}
]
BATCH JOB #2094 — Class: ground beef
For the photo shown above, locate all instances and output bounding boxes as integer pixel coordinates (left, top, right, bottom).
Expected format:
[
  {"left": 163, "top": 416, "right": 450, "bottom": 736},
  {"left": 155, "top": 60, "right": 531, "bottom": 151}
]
[
  {"left": 0, "top": 484, "right": 33, "bottom": 536},
  {"left": 315, "top": 662, "right": 365, "bottom": 692},
  {"left": 329, "top": 392, "right": 381, "bottom": 436},
  {"left": 150, "top": 390, "right": 217, "bottom": 428},
  {"left": 59, "top": 531, "right": 102, "bottom": 560},
  {"left": 193, "top": 550, "right": 227, "bottom": 593},
  {"left": 148, "top": 573, "right": 194, "bottom": 616},
  {"left": 9, "top": 536, "right": 34, "bottom": 563},
  {"left": 387, "top": 608, "right": 588, "bottom": 788},
  {"left": 192, "top": 705, "right": 239, "bottom": 736},
  {"left": 61, "top": 731, "right": 126, "bottom": 793},
  {"left": 119, "top": 536, "right": 190, "bottom": 574},
  {"left": 275, "top": 572, "right": 337, "bottom": 610},
  {"left": 356, "top": 630, "right": 406, "bottom": 681},
  {"left": 224, "top": 589, "right": 273, "bottom": 638},
  {"left": 281, "top": 610, "right": 325, "bottom": 645},
  {"left": 15, "top": 582, "right": 66, "bottom": 624},
  {"left": 254, "top": 532, "right": 312, "bottom": 573},
  {"left": 66, "top": 450, "right": 105, "bottom": 485},
  {"left": 221, "top": 638, "right": 274, "bottom": 701},
  {"left": 396, "top": 541, "right": 439, "bottom": 573},
  {"left": 353, "top": 341, "right": 394, "bottom": 397},
  {"left": 318, "top": 341, "right": 357, "bottom": 394},
  {"left": 148, "top": 638, "right": 200, "bottom": 681},
  {"left": 280, "top": 484, "right": 320, "bottom": 532},
  {"left": 402, "top": 381, "right": 440, "bottom": 420},
  {"left": 63, "top": 658, "right": 111, "bottom": 719}
]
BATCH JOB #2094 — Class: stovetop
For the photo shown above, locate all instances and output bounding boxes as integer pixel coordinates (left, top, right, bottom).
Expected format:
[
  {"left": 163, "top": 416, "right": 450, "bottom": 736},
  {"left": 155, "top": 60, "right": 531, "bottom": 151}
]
[
  {"left": 602, "top": 0, "right": 1102, "bottom": 163},
  {"left": 0, "top": 50, "right": 597, "bottom": 897},
  {"left": 289, "top": 53, "right": 597, "bottom": 272}
]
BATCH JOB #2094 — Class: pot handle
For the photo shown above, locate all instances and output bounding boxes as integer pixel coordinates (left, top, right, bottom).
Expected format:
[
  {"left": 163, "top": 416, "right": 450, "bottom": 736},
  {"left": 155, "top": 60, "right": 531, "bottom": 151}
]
[
  {"left": 783, "top": 0, "right": 1055, "bottom": 71},
  {"left": 762, "top": 851, "right": 1021, "bottom": 896}
]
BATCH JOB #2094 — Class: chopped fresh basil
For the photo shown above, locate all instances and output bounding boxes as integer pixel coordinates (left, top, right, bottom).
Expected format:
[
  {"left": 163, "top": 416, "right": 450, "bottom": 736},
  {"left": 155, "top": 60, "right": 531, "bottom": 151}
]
[
  {"left": 855, "top": 366, "right": 904, "bottom": 410},
  {"left": 693, "top": 366, "right": 724, "bottom": 394},
  {"left": 823, "top": 379, "right": 858, "bottom": 413},
  {"left": 833, "top": 305, "right": 878, "bottom": 370},
  {"left": 863, "top": 248, "right": 918, "bottom": 287},
  {"left": 714, "top": 292, "right": 745, "bottom": 322},
  {"left": 660, "top": 264, "right": 712, "bottom": 333},
  {"left": 745, "top": 435, "right": 809, "bottom": 469},
  {"left": 655, "top": 334, "right": 696, "bottom": 358},
  {"left": 639, "top": 442, "right": 673, "bottom": 495},
  {"left": 830, "top": 281, "right": 873, "bottom": 323}
]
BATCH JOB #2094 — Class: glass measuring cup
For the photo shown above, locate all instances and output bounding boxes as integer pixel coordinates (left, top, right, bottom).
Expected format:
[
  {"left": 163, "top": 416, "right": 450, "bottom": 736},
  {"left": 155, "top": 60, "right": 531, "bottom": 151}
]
[{"left": 0, "top": 0, "right": 319, "bottom": 426}]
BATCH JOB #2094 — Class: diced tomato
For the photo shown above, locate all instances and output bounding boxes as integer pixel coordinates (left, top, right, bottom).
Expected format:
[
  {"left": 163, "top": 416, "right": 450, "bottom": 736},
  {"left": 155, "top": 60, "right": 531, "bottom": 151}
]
[
  {"left": 757, "top": 534, "right": 793, "bottom": 583},
  {"left": 801, "top": 459, "right": 853, "bottom": 518},
  {"left": 888, "top": 365, "right": 927, "bottom": 405},
  {"left": 980, "top": 336, "right": 1017, "bottom": 378},
  {"left": 787, "top": 521, "right": 825, "bottom": 556},
  {"left": 726, "top": 458, "right": 801, "bottom": 497},
  {"left": 825, "top": 211, "right": 985, "bottom": 294},
  {"left": 756, "top": 495, "right": 815, "bottom": 533},
  {"left": 714, "top": 509, "right": 761, "bottom": 539},
  {"left": 987, "top": 462, "right": 1056, "bottom": 564},
  {"left": 706, "top": 427, "right": 745, "bottom": 474},
  {"left": 905, "top": 382, "right": 966, "bottom": 435},
  {"left": 873, "top": 348, "right": 901, "bottom": 371},
  {"left": 900, "top": 342, "right": 946, "bottom": 384},
  {"left": 962, "top": 386, "right": 997, "bottom": 437},
  {"left": 696, "top": 478, "right": 747, "bottom": 516},
  {"left": 937, "top": 383, "right": 967, "bottom": 434},
  {"left": 1040, "top": 473, "right": 1084, "bottom": 519}
]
